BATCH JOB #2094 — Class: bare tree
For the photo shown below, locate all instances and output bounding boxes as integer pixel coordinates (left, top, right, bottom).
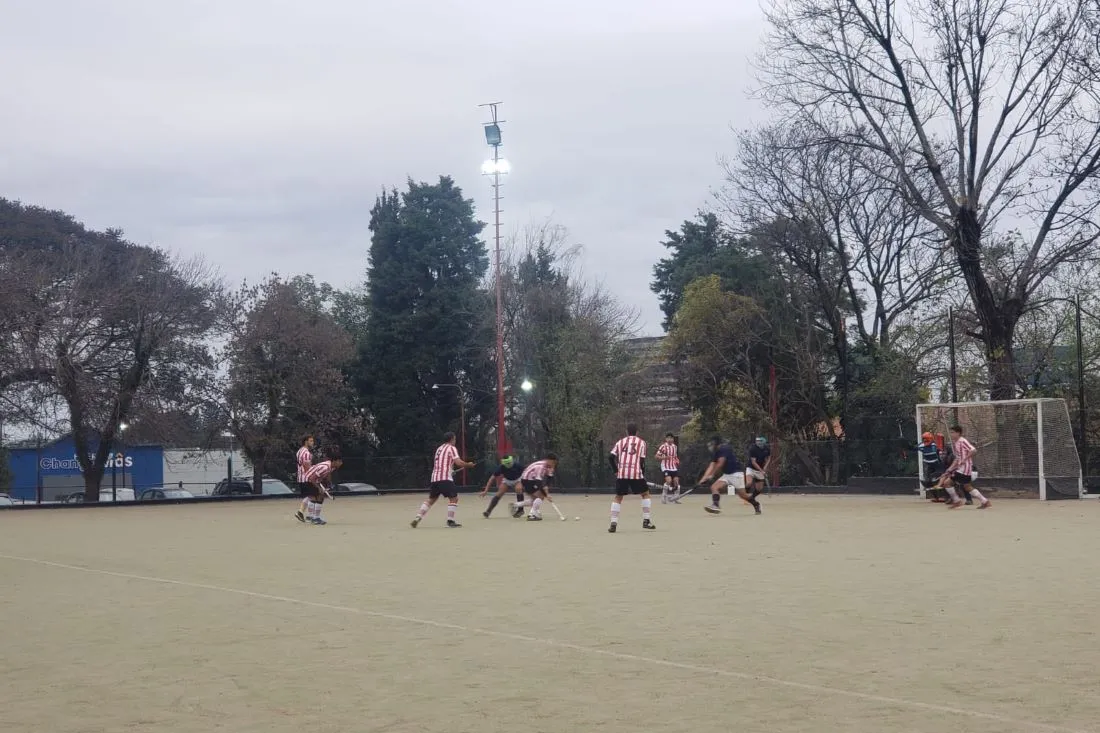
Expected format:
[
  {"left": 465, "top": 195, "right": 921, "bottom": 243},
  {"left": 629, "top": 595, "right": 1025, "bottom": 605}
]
[
  {"left": 726, "top": 119, "right": 952, "bottom": 353},
  {"left": 217, "top": 275, "right": 358, "bottom": 491},
  {"left": 760, "top": 0, "right": 1100, "bottom": 398}
]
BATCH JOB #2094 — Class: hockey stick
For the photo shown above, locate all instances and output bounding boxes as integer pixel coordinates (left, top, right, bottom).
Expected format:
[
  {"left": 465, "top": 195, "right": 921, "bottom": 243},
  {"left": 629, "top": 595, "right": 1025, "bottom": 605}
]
[
  {"left": 647, "top": 481, "right": 695, "bottom": 501},
  {"left": 547, "top": 499, "right": 567, "bottom": 521}
]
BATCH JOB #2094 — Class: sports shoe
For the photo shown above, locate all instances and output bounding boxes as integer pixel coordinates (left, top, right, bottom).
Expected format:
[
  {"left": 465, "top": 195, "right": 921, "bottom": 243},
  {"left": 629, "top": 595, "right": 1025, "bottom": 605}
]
[
  {"left": 527, "top": 514, "right": 542, "bottom": 521},
  {"left": 512, "top": 505, "right": 525, "bottom": 518},
  {"left": 753, "top": 504, "right": 762, "bottom": 515},
  {"left": 410, "top": 517, "right": 421, "bottom": 528},
  {"left": 482, "top": 510, "right": 490, "bottom": 519},
  {"left": 704, "top": 504, "right": 721, "bottom": 514},
  {"left": 947, "top": 499, "right": 965, "bottom": 509},
  {"left": 978, "top": 499, "right": 992, "bottom": 509},
  {"left": 311, "top": 517, "right": 327, "bottom": 526},
  {"left": 608, "top": 523, "right": 617, "bottom": 533},
  {"left": 446, "top": 520, "right": 462, "bottom": 528},
  {"left": 642, "top": 519, "right": 655, "bottom": 530},
  {"left": 295, "top": 511, "right": 306, "bottom": 523}
]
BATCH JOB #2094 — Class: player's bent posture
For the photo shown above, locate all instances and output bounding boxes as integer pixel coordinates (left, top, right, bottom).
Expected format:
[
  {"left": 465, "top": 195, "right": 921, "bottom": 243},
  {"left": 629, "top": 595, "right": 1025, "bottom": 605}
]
[
  {"left": 608, "top": 424, "right": 656, "bottom": 533},
  {"left": 699, "top": 435, "right": 759, "bottom": 515},
  {"left": 479, "top": 454, "right": 526, "bottom": 518},
  {"left": 915, "top": 432, "right": 948, "bottom": 502},
  {"left": 941, "top": 425, "right": 991, "bottom": 509},
  {"left": 746, "top": 436, "right": 770, "bottom": 498},
  {"left": 411, "top": 432, "right": 476, "bottom": 528},
  {"left": 302, "top": 451, "right": 342, "bottom": 526},
  {"left": 520, "top": 453, "right": 558, "bottom": 521},
  {"left": 294, "top": 434, "right": 316, "bottom": 523},
  {"left": 656, "top": 433, "right": 681, "bottom": 504}
]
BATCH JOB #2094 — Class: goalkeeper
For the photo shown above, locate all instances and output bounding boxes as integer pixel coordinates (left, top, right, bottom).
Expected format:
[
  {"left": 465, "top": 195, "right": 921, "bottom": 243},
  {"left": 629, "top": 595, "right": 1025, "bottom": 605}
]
[{"left": 915, "top": 433, "right": 948, "bottom": 502}]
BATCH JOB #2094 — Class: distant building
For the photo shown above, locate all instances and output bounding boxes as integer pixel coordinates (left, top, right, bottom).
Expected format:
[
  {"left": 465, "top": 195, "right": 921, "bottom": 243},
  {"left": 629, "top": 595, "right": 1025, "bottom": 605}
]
[{"left": 606, "top": 336, "right": 692, "bottom": 438}]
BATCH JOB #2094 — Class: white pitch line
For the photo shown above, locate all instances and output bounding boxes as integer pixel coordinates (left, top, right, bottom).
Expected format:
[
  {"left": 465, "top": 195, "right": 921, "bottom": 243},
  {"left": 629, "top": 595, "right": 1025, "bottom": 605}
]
[{"left": 0, "top": 552, "right": 1090, "bottom": 733}]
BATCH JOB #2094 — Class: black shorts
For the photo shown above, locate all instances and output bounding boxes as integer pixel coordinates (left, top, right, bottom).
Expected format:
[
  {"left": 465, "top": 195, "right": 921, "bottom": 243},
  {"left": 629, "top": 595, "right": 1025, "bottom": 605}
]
[
  {"left": 522, "top": 479, "right": 546, "bottom": 495},
  {"left": 951, "top": 472, "right": 973, "bottom": 486},
  {"left": 615, "top": 478, "right": 650, "bottom": 495},
  {"left": 663, "top": 470, "right": 679, "bottom": 478},
  {"left": 429, "top": 481, "right": 458, "bottom": 500},
  {"left": 298, "top": 482, "right": 320, "bottom": 498}
]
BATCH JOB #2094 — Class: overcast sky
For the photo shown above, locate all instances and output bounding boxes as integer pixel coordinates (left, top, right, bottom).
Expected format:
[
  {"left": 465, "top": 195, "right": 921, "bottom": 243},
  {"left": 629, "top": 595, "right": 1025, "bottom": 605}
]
[{"left": 0, "top": 0, "right": 767, "bottom": 335}]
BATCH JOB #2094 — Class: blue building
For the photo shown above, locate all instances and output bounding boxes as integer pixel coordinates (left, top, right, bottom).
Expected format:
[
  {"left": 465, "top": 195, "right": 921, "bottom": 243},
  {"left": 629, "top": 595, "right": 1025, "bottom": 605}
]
[{"left": 6, "top": 435, "right": 164, "bottom": 501}]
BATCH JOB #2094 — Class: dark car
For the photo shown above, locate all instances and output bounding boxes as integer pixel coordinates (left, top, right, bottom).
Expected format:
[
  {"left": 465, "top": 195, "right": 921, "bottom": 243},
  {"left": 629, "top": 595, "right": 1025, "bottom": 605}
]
[{"left": 212, "top": 478, "right": 254, "bottom": 496}]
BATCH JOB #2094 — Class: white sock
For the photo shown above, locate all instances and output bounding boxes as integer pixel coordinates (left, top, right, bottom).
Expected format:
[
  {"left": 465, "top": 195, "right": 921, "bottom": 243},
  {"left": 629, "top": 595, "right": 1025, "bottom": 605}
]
[
  {"left": 642, "top": 498, "right": 652, "bottom": 521},
  {"left": 610, "top": 501, "right": 621, "bottom": 524},
  {"left": 968, "top": 488, "right": 987, "bottom": 503},
  {"left": 416, "top": 501, "right": 430, "bottom": 519},
  {"left": 307, "top": 501, "right": 319, "bottom": 519},
  {"left": 447, "top": 501, "right": 457, "bottom": 522},
  {"left": 944, "top": 486, "right": 960, "bottom": 501},
  {"left": 531, "top": 497, "right": 543, "bottom": 516}
]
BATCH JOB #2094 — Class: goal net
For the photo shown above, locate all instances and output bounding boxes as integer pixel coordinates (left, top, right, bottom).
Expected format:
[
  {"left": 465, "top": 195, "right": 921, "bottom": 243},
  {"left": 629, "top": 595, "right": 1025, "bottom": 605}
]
[{"left": 915, "top": 399, "right": 1084, "bottom": 500}]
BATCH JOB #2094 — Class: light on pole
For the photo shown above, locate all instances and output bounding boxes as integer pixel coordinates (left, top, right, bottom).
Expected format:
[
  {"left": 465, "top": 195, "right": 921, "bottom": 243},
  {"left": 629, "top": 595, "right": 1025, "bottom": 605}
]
[
  {"left": 480, "top": 101, "right": 510, "bottom": 458},
  {"left": 433, "top": 383, "right": 467, "bottom": 484},
  {"left": 113, "top": 422, "right": 129, "bottom": 502}
]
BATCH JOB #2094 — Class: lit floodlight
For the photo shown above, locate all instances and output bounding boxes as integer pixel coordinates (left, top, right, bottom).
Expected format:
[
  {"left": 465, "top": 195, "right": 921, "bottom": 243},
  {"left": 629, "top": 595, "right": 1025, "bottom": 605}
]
[
  {"left": 520, "top": 379, "right": 533, "bottom": 392},
  {"left": 481, "top": 159, "right": 511, "bottom": 176}
]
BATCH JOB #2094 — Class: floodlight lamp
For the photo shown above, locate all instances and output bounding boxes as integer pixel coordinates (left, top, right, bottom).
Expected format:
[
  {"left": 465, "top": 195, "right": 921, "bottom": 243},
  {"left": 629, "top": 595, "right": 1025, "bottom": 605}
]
[
  {"left": 481, "top": 159, "right": 511, "bottom": 176},
  {"left": 521, "top": 379, "right": 534, "bottom": 392},
  {"left": 484, "top": 123, "right": 502, "bottom": 146},
  {"left": 119, "top": 422, "right": 129, "bottom": 432}
]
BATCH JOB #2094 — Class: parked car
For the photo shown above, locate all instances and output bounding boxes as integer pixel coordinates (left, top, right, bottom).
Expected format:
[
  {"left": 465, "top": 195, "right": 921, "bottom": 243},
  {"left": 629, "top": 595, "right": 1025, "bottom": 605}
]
[
  {"left": 211, "top": 478, "right": 254, "bottom": 496},
  {"left": 0, "top": 493, "right": 14, "bottom": 507},
  {"left": 139, "top": 488, "right": 195, "bottom": 501},
  {"left": 334, "top": 482, "right": 378, "bottom": 493},
  {"left": 64, "top": 489, "right": 136, "bottom": 503},
  {"left": 212, "top": 478, "right": 296, "bottom": 496},
  {"left": 261, "top": 478, "right": 295, "bottom": 495}
]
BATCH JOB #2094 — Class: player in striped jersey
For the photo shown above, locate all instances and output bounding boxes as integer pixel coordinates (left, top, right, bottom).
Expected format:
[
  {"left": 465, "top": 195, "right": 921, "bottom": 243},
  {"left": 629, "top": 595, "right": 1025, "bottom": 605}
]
[
  {"left": 607, "top": 423, "right": 656, "bottom": 533},
  {"left": 294, "top": 434, "right": 316, "bottom": 523},
  {"left": 520, "top": 453, "right": 558, "bottom": 521},
  {"left": 940, "top": 425, "right": 991, "bottom": 509},
  {"left": 302, "top": 451, "right": 342, "bottom": 526},
  {"left": 656, "top": 433, "right": 681, "bottom": 504},
  {"left": 411, "top": 432, "right": 476, "bottom": 528}
]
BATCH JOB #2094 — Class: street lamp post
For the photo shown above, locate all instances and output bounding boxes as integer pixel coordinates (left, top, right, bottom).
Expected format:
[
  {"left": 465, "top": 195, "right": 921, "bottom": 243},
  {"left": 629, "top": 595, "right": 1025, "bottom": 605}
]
[
  {"left": 520, "top": 379, "right": 533, "bottom": 457},
  {"left": 433, "top": 383, "right": 467, "bottom": 484},
  {"left": 480, "top": 101, "right": 510, "bottom": 458},
  {"left": 112, "top": 422, "right": 129, "bottom": 502}
]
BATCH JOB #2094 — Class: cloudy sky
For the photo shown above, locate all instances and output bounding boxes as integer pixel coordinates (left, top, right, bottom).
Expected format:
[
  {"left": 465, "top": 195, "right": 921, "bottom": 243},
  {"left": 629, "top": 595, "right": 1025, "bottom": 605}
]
[{"left": 1, "top": 0, "right": 768, "bottom": 335}]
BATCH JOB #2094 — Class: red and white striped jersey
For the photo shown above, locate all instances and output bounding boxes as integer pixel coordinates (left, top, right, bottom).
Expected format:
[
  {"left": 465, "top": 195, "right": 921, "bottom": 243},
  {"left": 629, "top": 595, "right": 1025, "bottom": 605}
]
[
  {"left": 953, "top": 437, "right": 976, "bottom": 476},
  {"left": 656, "top": 441, "right": 679, "bottom": 472},
  {"left": 296, "top": 446, "right": 312, "bottom": 482},
  {"left": 611, "top": 435, "right": 647, "bottom": 479},
  {"left": 431, "top": 443, "right": 460, "bottom": 483},
  {"left": 521, "top": 460, "right": 554, "bottom": 482},
  {"left": 304, "top": 460, "right": 334, "bottom": 484}
]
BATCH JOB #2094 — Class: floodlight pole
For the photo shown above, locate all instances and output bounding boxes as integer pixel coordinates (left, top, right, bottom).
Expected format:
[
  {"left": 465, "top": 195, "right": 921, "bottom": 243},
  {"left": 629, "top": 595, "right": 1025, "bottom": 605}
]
[{"left": 481, "top": 101, "right": 507, "bottom": 458}]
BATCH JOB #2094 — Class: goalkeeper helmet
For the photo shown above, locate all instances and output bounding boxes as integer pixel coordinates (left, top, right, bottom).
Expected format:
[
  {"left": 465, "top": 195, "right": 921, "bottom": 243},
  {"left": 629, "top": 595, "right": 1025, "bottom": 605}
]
[{"left": 501, "top": 455, "right": 514, "bottom": 468}]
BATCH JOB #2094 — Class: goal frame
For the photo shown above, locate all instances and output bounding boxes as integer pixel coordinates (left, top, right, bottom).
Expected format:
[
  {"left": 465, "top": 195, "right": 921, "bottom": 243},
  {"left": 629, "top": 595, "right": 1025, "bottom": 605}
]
[{"left": 915, "top": 398, "right": 1087, "bottom": 501}]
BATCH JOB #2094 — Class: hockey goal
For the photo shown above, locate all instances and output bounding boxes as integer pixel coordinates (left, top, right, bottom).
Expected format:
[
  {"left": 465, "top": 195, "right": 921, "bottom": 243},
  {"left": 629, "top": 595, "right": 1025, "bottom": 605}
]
[{"left": 916, "top": 399, "right": 1084, "bottom": 500}]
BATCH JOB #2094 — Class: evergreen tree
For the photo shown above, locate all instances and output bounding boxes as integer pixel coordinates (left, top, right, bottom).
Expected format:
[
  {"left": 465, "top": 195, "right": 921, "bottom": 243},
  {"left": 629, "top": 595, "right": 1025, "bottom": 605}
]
[{"left": 359, "top": 177, "right": 493, "bottom": 458}]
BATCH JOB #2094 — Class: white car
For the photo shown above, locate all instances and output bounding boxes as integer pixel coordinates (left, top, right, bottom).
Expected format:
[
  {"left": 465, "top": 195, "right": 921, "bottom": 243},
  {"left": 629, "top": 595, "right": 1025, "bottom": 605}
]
[{"left": 334, "top": 482, "right": 378, "bottom": 493}]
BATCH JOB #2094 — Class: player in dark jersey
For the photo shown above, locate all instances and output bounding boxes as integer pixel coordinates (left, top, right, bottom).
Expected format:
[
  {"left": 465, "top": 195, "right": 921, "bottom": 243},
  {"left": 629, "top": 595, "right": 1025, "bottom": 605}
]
[
  {"left": 698, "top": 435, "right": 760, "bottom": 515},
  {"left": 479, "top": 455, "right": 526, "bottom": 518},
  {"left": 915, "top": 432, "right": 948, "bottom": 502},
  {"left": 746, "top": 436, "right": 771, "bottom": 498}
]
